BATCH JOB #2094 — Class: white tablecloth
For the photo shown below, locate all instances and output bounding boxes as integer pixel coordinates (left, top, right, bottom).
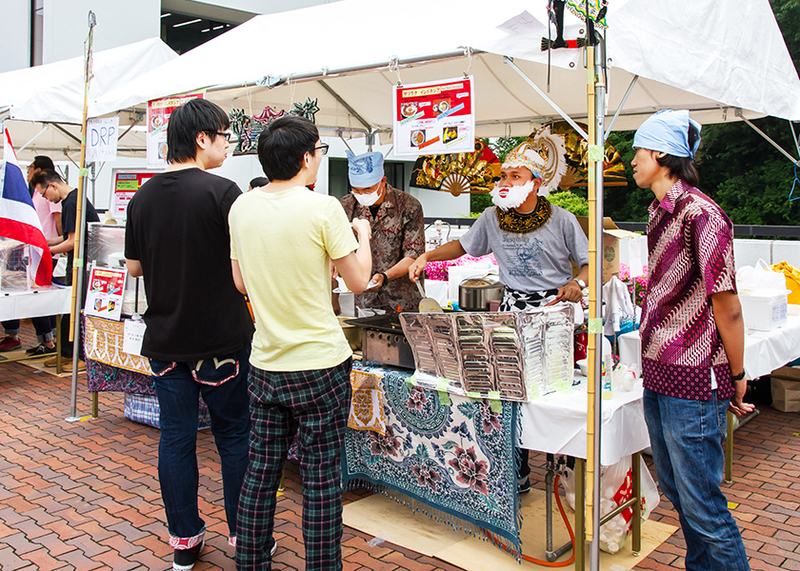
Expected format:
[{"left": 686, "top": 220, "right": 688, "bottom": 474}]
[
  {"left": 520, "top": 379, "right": 649, "bottom": 466},
  {"left": 0, "top": 286, "right": 72, "bottom": 321},
  {"left": 619, "top": 315, "right": 800, "bottom": 379}
]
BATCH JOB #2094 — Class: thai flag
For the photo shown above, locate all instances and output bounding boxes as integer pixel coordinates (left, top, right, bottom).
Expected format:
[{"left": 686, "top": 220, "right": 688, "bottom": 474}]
[{"left": 0, "top": 130, "right": 52, "bottom": 285}]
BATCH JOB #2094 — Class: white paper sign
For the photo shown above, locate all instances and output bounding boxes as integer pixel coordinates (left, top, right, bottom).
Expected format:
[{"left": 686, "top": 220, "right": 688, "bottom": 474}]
[
  {"left": 123, "top": 319, "right": 146, "bottom": 356},
  {"left": 86, "top": 117, "right": 119, "bottom": 162}
]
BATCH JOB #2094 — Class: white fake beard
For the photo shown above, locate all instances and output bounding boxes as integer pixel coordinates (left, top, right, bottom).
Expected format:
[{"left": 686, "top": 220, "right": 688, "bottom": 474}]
[{"left": 490, "top": 179, "right": 536, "bottom": 211}]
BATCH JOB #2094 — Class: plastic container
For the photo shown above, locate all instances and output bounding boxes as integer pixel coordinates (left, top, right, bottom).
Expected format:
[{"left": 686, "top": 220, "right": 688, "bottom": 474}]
[
  {"left": 602, "top": 337, "right": 613, "bottom": 400},
  {"left": 739, "top": 290, "right": 789, "bottom": 331}
]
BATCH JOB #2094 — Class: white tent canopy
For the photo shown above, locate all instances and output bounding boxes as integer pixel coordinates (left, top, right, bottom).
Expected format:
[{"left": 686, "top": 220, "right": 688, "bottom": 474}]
[
  {"left": 0, "top": 37, "right": 177, "bottom": 161},
  {"left": 92, "top": 0, "right": 800, "bottom": 141}
]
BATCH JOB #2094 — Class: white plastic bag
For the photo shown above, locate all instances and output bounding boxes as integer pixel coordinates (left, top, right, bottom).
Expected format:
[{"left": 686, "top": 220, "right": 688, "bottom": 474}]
[
  {"left": 736, "top": 260, "right": 788, "bottom": 294},
  {"left": 560, "top": 455, "right": 659, "bottom": 554}
]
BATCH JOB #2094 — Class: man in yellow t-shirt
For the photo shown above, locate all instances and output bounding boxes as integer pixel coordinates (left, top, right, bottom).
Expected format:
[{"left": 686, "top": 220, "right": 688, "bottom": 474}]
[{"left": 228, "top": 115, "right": 372, "bottom": 571}]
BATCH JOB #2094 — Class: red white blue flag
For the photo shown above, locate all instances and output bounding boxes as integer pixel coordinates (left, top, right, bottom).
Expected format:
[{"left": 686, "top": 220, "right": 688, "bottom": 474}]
[{"left": 0, "top": 130, "right": 53, "bottom": 285}]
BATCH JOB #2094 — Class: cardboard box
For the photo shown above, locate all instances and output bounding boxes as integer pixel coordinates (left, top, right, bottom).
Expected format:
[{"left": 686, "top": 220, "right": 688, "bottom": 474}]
[
  {"left": 771, "top": 376, "right": 800, "bottom": 412},
  {"left": 575, "top": 217, "right": 640, "bottom": 283}
]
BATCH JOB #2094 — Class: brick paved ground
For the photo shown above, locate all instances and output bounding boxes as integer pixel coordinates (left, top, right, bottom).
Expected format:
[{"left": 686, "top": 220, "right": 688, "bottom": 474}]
[{"left": 1, "top": 324, "right": 799, "bottom": 570}]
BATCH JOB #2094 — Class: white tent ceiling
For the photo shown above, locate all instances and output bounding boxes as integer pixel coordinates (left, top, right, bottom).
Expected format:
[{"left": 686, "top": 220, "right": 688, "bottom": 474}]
[
  {"left": 91, "top": 0, "right": 800, "bottom": 143},
  {"left": 0, "top": 37, "right": 177, "bottom": 161}
]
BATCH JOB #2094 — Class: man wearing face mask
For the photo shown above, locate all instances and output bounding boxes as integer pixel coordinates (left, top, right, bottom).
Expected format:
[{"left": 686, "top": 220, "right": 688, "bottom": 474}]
[
  {"left": 409, "top": 142, "right": 589, "bottom": 493},
  {"left": 339, "top": 150, "right": 425, "bottom": 312}
]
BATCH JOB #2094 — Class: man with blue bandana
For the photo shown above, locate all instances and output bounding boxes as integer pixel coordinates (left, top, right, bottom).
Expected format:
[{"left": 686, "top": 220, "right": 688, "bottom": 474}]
[
  {"left": 633, "top": 109, "right": 753, "bottom": 570},
  {"left": 340, "top": 150, "right": 425, "bottom": 312}
]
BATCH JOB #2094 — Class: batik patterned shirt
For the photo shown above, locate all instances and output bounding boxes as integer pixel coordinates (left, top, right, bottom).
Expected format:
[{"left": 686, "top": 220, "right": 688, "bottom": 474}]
[
  {"left": 340, "top": 185, "right": 425, "bottom": 312},
  {"left": 641, "top": 179, "right": 737, "bottom": 401}
]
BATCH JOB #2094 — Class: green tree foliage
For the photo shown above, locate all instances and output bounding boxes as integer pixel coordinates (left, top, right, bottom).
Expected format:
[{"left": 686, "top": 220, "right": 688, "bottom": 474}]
[
  {"left": 603, "top": 0, "right": 800, "bottom": 226},
  {"left": 549, "top": 191, "right": 589, "bottom": 216}
]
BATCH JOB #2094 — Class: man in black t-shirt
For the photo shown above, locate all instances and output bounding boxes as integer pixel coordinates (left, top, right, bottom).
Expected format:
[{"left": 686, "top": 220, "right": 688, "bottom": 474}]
[
  {"left": 32, "top": 169, "right": 100, "bottom": 365},
  {"left": 124, "top": 98, "right": 254, "bottom": 571}
]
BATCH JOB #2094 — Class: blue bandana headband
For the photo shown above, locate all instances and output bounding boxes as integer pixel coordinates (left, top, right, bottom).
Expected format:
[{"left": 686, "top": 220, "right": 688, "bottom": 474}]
[
  {"left": 346, "top": 150, "right": 385, "bottom": 188},
  {"left": 633, "top": 110, "right": 702, "bottom": 158}
]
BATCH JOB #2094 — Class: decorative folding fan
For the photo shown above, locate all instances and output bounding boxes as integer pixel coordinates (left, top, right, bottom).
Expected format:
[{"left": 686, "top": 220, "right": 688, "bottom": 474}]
[{"left": 410, "top": 140, "right": 501, "bottom": 196}]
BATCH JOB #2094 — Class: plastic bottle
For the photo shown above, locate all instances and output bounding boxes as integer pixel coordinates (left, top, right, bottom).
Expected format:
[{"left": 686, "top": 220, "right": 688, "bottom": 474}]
[{"left": 601, "top": 337, "right": 613, "bottom": 400}]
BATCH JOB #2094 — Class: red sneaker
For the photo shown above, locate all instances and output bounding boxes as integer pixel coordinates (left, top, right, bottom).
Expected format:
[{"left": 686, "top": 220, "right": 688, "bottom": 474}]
[{"left": 0, "top": 336, "right": 21, "bottom": 352}]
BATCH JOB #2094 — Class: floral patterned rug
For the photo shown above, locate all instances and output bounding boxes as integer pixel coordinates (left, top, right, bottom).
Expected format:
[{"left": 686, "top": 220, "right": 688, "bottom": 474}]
[{"left": 342, "top": 363, "right": 522, "bottom": 557}]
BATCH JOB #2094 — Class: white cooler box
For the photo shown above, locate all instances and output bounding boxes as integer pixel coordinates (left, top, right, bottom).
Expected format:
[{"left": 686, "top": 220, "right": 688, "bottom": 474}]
[{"left": 740, "top": 290, "right": 789, "bottom": 331}]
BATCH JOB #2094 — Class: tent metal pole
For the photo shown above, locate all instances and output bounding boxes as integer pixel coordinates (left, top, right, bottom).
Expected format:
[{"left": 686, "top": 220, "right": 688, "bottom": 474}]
[
  {"left": 503, "top": 56, "right": 589, "bottom": 140},
  {"left": 18, "top": 125, "right": 50, "bottom": 153},
  {"left": 67, "top": 10, "right": 96, "bottom": 423},
  {"left": 791, "top": 121, "right": 800, "bottom": 159},
  {"left": 317, "top": 80, "right": 372, "bottom": 132},
  {"left": 49, "top": 123, "right": 82, "bottom": 144},
  {"left": 735, "top": 109, "right": 799, "bottom": 165},
  {"left": 604, "top": 75, "right": 638, "bottom": 140},
  {"left": 589, "top": 36, "right": 607, "bottom": 571}
]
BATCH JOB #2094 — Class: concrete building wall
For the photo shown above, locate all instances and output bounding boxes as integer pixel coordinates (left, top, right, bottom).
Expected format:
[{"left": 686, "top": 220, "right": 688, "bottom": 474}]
[
  {"left": 0, "top": 2, "right": 32, "bottom": 72},
  {"left": 42, "top": 0, "right": 161, "bottom": 64}
]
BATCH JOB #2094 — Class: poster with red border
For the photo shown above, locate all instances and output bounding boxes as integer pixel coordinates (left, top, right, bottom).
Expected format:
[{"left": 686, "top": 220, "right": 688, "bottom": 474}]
[
  {"left": 111, "top": 169, "right": 161, "bottom": 219},
  {"left": 146, "top": 91, "right": 205, "bottom": 169},
  {"left": 85, "top": 265, "right": 128, "bottom": 321},
  {"left": 392, "top": 76, "right": 475, "bottom": 157}
]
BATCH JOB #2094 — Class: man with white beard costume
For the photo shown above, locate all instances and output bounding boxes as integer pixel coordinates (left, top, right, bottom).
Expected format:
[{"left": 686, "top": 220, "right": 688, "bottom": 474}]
[{"left": 409, "top": 141, "right": 589, "bottom": 493}]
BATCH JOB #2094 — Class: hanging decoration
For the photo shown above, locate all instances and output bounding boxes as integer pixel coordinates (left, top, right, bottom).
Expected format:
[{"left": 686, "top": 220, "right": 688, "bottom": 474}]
[
  {"left": 566, "top": 0, "right": 608, "bottom": 30},
  {"left": 410, "top": 140, "right": 501, "bottom": 196},
  {"left": 541, "top": 0, "right": 586, "bottom": 51},
  {"left": 229, "top": 99, "right": 320, "bottom": 156}
]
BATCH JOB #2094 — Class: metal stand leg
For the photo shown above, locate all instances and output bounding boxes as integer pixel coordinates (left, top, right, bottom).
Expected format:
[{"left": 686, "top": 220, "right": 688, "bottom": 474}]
[
  {"left": 546, "top": 457, "right": 573, "bottom": 562},
  {"left": 56, "top": 316, "right": 63, "bottom": 374},
  {"left": 92, "top": 392, "right": 98, "bottom": 418},
  {"left": 632, "top": 452, "right": 642, "bottom": 556},
  {"left": 278, "top": 464, "right": 286, "bottom": 492},
  {"left": 574, "top": 457, "right": 586, "bottom": 571}
]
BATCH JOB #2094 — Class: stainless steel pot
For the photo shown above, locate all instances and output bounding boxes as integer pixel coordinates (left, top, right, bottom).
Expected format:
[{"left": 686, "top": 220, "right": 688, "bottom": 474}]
[{"left": 459, "top": 276, "right": 504, "bottom": 311}]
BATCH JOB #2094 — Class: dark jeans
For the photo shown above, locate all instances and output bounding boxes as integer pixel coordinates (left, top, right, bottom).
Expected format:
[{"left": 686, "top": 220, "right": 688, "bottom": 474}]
[
  {"left": 2, "top": 316, "right": 56, "bottom": 343},
  {"left": 150, "top": 345, "right": 251, "bottom": 543},
  {"left": 643, "top": 388, "right": 750, "bottom": 570}
]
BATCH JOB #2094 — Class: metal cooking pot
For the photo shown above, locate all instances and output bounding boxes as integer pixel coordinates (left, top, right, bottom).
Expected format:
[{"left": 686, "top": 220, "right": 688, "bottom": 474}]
[{"left": 459, "top": 275, "right": 504, "bottom": 311}]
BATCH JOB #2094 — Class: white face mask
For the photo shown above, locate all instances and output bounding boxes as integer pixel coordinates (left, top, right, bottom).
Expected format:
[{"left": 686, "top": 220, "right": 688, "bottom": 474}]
[
  {"left": 490, "top": 179, "right": 536, "bottom": 211},
  {"left": 353, "top": 185, "right": 382, "bottom": 207}
]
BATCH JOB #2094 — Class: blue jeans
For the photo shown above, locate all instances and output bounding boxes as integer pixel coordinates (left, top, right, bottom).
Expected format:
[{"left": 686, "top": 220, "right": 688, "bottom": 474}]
[
  {"left": 151, "top": 345, "right": 251, "bottom": 543},
  {"left": 643, "top": 389, "right": 750, "bottom": 571}
]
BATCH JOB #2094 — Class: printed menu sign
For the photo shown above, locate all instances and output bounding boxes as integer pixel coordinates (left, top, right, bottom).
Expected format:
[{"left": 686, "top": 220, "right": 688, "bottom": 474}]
[
  {"left": 85, "top": 266, "right": 127, "bottom": 321},
  {"left": 146, "top": 92, "right": 205, "bottom": 169},
  {"left": 112, "top": 169, "right": 159, "bottom": 219},
  {"left": 393, "top": 76, "right": 475, "bottom": 157}
]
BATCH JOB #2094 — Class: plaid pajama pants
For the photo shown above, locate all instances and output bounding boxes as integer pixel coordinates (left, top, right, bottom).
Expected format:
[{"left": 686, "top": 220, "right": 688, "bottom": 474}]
[{"left": 236, "top": 358, "right": 353, "bottom": 571}]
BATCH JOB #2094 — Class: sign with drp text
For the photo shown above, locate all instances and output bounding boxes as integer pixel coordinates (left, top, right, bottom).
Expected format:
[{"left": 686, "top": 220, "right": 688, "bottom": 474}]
[
  {"left": 86, "top": 117, "right": 119, "bottom": 162},
  {"left": 393, "top": 76, "right": 475, "bottom": 157}
]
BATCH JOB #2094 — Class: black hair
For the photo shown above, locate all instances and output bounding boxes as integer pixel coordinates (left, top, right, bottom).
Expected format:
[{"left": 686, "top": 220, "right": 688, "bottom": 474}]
[
  {"left": 166, "top": 98, "right": 230, "bottom": 164},
  {"left": 249, "top": 176, "right": 269, "bottom": 188},
  {"left": 31, "top": 155, "right": 54, "bottom": 171},
  {"left": 257, "top": 115, "right": 319, "bottom": 182},
  {"left": 656, "top": 122, "right": 701, "bottom": 187},
  {"left": 30, "top": 169, "right": 63, "bottom": 188}
]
